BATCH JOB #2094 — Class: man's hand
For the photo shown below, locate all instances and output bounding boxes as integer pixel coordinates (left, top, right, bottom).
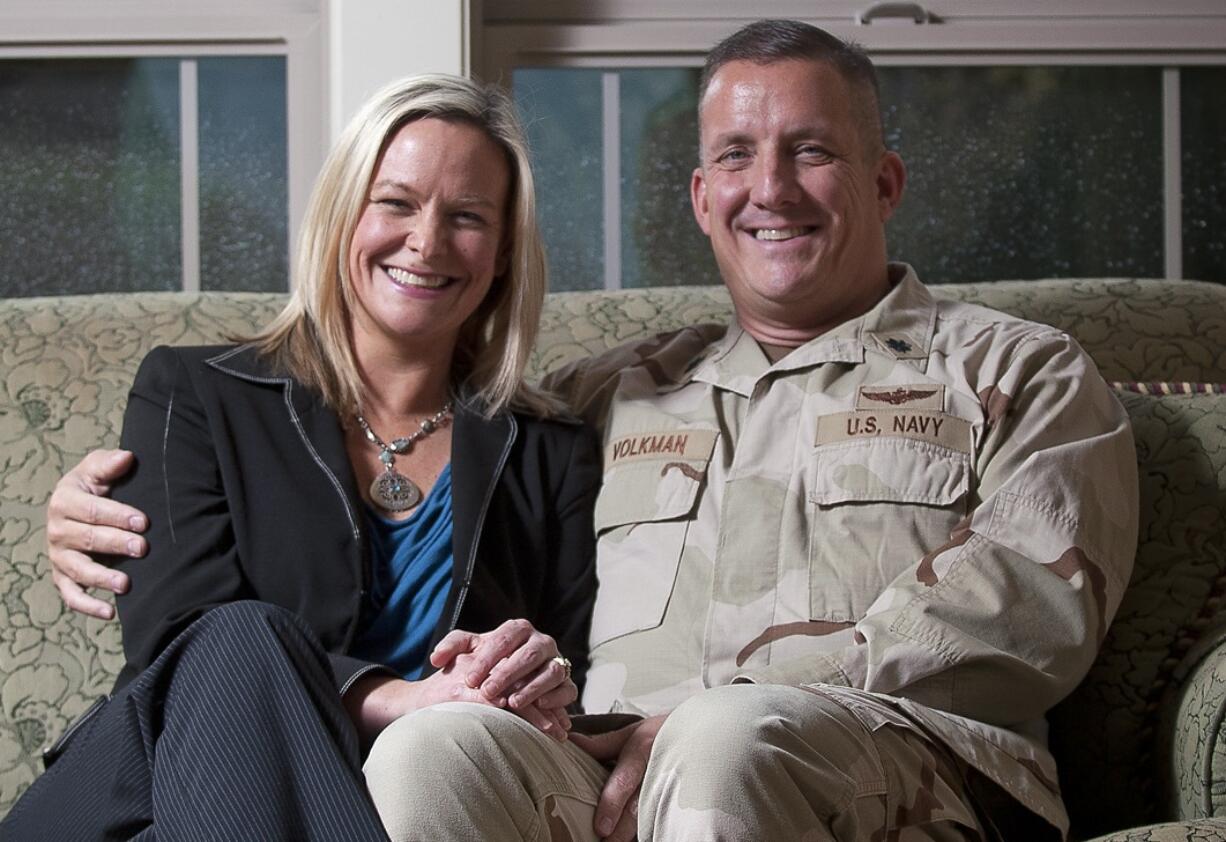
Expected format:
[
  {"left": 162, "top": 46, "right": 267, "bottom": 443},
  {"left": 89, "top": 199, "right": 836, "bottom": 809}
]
[
  {"left": 570, "top": 713, "right": 668, "bottom": 841},
  {"left": 46, "top": 449, "right": 148, "bottom": 620}
]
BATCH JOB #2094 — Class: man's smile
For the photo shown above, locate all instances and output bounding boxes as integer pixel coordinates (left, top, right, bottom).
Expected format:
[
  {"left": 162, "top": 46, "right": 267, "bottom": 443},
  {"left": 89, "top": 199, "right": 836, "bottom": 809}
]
[{"left": 750, "top": 226, "right": 816, "bottom": 242}]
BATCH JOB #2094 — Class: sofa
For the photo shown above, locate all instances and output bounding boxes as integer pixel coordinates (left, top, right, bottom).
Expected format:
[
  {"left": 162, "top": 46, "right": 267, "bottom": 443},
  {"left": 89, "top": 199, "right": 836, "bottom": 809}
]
[{"left": 1, "top": 278, "right": 1224, "bottom": 840}]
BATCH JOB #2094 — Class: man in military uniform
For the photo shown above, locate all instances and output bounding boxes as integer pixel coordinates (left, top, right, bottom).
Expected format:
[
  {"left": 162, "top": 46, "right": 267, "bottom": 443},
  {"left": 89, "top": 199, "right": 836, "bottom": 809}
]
[{"left": 48, "top": 19, "right": 1135, "bottom": 842}]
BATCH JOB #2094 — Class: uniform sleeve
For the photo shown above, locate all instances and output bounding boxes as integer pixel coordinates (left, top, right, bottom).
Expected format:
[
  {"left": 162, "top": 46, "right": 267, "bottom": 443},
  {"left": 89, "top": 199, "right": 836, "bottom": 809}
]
[
  {"left": 539, "top": 423, "right": 602, "bottom": 698},
  {"left": 540, "top": 351, "right": 619, "bottom": 436},
  {"left": 540, "top": 324, "right": 726, "bottom": 437},
  {"left": 734, "top": 332, "right": 1139, "bottom": 727}
]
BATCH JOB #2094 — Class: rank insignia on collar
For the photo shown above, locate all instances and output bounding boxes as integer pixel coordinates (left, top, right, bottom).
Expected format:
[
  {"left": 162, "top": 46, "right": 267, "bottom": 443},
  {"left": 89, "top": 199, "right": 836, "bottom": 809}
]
[{"left": 885, "top": 337, "right": 913, "bottom": 354}]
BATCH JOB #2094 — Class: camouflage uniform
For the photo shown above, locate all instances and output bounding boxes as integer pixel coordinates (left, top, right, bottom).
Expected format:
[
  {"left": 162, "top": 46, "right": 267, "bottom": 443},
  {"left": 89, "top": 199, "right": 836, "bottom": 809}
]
[
  {"left": 365, "top": 266, "right": 1136, "bottom": 840},
  {"left": 545, "top": 266, "right": 1137, "bottom": 839}
]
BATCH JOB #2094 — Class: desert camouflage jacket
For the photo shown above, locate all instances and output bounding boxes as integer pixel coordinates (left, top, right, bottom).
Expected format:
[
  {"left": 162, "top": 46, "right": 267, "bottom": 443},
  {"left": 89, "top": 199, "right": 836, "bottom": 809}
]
[{"left": 542, "top": 266, "right": 1138, "bottom": 834}]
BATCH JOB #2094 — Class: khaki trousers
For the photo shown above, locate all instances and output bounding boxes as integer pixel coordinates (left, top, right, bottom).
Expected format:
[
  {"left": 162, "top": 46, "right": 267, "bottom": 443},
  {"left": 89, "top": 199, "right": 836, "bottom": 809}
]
[{"left": 364, "top": 685, "right": 1001, "bottom": 841}]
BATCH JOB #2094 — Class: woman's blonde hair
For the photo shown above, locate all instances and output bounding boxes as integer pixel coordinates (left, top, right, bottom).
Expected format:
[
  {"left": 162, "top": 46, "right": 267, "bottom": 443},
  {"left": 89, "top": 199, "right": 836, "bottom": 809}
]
[{"left": 249, "top": 73, "right": 558, "bottom": 418}]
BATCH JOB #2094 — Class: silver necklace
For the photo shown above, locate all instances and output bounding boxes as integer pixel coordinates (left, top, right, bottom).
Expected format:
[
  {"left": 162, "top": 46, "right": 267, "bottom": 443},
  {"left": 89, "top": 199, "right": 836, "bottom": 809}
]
[{"left": 355, "top": 401, "right": 453, "bottom": 513}]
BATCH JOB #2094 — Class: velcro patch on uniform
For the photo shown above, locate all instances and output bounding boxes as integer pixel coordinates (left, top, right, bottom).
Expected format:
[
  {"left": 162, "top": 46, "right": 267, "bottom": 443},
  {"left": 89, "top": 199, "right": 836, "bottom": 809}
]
[
  {"left": 855, "top": 384, "right": 944, "bottom": 411},
  {"left": 605, "top": 428, "right": 718, "bottom": 468},
  {"left": 816, "top": 410, "right": 972, "bottom": 453}
]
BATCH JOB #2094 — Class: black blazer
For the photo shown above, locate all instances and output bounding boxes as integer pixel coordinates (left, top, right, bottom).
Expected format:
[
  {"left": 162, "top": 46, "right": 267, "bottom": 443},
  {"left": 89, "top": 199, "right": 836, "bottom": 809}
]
[{"left": 111, "top": 345, "right": 600, "bottom": 696}]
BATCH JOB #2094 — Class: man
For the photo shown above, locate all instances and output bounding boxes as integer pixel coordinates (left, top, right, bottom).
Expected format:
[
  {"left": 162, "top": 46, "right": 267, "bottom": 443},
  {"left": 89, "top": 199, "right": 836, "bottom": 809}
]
[{"left": 47, "top": 20, "right": 1135, "bottom": 841}]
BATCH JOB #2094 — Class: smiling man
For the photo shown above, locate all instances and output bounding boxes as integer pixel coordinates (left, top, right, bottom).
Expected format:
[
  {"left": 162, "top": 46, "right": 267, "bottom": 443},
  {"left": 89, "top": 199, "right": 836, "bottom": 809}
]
[
  {"left": 46, "top": 19, "right": 1136, "bottom": 842},
  {"left": 525, "top": 20, "right": 1136, "bottom": 841}
]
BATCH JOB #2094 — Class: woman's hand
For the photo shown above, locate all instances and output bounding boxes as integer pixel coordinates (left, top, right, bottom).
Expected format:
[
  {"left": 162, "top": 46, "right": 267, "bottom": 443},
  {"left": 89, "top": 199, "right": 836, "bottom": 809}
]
[
  {"left": 47, "top": 449, "right": 149, "bottom": 620},
  {"left": 345, "top": 643, "right": 573, "bottom": 745},
  {"left": 430, "top": 619, "right": 578, "bottom": 737},
  {"left": 344, "top": 652, "right": 488, "bottom": 744}
]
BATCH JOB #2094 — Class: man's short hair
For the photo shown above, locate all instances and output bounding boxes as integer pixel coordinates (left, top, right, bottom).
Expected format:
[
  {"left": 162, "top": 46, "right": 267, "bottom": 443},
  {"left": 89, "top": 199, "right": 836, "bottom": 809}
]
[{"left": 699, "top": 19, "right": 885, "bottom": 154}]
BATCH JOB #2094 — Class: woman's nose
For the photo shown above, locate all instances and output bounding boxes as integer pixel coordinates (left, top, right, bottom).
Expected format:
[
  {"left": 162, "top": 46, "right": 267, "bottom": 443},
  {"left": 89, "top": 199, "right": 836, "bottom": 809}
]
[{"left": 406, "top": 210, "right": 444, "bottom": 259}]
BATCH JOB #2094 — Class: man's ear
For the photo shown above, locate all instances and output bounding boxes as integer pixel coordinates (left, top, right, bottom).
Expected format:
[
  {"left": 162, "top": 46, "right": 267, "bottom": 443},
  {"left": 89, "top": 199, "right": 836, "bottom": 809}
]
[
  {"left": 690, "top": 166, "right": 712, "bottom": 236},
  {"left": 876, "top": 151, "right": 906, "bottom": 223}
]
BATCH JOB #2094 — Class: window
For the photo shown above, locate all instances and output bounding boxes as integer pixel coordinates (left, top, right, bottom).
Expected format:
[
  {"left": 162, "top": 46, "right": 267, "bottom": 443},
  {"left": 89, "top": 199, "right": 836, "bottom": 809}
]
[
  {"left": 484, "top": 2, "right": 1226, "bottom": 290},
  {"left": 0, "top": 2, "right": 325, "bottom": 297},
  {"left": 1, "top": 56, "right": 288, "bottom": 297}
]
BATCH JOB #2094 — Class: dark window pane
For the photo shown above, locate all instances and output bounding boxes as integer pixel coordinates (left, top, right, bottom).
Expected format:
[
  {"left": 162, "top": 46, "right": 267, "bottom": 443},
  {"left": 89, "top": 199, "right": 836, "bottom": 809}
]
[
  {"left": 1182, "top": 67, "right": 1226, "bottom": 284},
  {"left": 198, "top": 57, "right": 289, "bottom": 292},
  {"left": 0, "top": 58, "right": 181, "bottom": 297},
  {"left": 620, "top": 68, "right": 719, "bottom": 288},
  {"left": 514, "top": 65, "right": 1169, "bottom": 290},
  {"left": 880, "top": 66, "right": 1165, "bottom": 283},
  {"left": 513, "top": 68, "right": 604, "bottom": 291}
]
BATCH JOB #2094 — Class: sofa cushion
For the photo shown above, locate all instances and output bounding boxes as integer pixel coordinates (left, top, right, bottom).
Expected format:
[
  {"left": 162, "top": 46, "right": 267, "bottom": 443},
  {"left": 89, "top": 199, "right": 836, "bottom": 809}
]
[
  {"left": 0, "top": 291, "right": 288, "bottom": 809},
  {"left": 1, "top": 283, "right": 1223, "bottom": 825},
  {"left": 1168, "top": 638, "right": 1226, "bottom": 824},
  {"left": 1049, "top": 390, "right": 1226, "bottom": 836},
  {"left": 1086, "top": 817, "right": 1226, "bottom": 842}
]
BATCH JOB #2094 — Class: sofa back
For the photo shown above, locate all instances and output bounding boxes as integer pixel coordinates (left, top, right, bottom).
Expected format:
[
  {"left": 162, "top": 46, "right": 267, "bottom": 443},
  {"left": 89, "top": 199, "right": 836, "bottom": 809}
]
[
  {"left": 0, "top": 278, "right": 1224, "bottom": 832},
  {"left": 530, "top": 278, "right": 1226, "bottom": 385}
]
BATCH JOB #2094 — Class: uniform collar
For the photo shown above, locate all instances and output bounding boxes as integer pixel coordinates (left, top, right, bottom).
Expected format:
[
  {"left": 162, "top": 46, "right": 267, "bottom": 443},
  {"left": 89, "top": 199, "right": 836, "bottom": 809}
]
[
  {"left": 690, "top": 263, "right": 936, "bottom": 396},
  {"left": 856, "top": 263, "right": 937, "bottom": 367},
  {"left": 687, "top": 322, "right": 769, "bottom": 397}
]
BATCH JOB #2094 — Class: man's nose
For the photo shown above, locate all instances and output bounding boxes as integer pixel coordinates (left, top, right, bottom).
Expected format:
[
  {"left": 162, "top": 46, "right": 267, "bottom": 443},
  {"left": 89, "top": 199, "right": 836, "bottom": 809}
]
[{"left": 749, "top": 153, "right": 801, "bottom": 208}]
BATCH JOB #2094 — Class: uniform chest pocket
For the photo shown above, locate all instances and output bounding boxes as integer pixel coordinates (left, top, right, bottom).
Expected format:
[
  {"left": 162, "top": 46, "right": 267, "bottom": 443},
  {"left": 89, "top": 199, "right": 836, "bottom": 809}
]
[
  {"left": 807, "top": 438, "right": 971, "bottom": 622},
  {"left": 589, "top": 455, "right": 708, "bottom": 648}
]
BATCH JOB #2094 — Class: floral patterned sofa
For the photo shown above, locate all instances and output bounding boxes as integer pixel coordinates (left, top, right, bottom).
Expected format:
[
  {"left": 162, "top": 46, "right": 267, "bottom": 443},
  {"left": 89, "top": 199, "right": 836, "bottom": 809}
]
[{"left": 1, "top": 279, "right": 1225, "bottom": 840}]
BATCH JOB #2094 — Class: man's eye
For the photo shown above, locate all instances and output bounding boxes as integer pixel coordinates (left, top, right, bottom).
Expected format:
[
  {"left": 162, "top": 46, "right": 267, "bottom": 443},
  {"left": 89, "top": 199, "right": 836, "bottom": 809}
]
[{"left": 717, "top": 149, "right": 749, "bottom": 165}]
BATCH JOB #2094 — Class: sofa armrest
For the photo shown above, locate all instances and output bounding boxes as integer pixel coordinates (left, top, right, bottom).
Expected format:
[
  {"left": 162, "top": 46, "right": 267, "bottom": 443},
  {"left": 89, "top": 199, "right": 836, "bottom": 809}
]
[{"left": 1165, "top": 634, "right": 1226, "bottom": 820}]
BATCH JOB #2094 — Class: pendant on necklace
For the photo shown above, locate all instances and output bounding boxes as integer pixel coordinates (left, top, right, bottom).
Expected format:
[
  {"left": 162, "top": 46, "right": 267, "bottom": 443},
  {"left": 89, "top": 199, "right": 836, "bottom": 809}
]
[{"left": 370, "top": 468, "right": 422, "bottom": 513}]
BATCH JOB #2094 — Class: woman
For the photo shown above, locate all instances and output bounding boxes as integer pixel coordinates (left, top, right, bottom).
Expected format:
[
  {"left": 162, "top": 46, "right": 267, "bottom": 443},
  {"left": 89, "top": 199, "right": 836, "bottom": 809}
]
[{"left": 5, "top": 74, "right": 599, "bottom": 840}]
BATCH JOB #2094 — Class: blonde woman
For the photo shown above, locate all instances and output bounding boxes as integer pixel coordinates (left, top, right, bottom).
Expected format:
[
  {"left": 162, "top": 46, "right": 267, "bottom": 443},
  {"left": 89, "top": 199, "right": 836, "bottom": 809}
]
[{"left": 6, "top": 75, "right": 598, "bottom": 840}]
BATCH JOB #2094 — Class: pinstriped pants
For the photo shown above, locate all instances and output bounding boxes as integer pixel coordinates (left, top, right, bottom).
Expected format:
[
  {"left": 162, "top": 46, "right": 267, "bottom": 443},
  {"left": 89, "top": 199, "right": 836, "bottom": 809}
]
[{"left": 1, "top": 601, "right": 389, "bottom": 841}]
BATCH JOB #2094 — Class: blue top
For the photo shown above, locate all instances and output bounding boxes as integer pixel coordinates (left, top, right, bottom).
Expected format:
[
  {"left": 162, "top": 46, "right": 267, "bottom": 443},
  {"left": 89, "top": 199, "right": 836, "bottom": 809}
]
[{"left": 350, "top": 464, "right": 454, "bottom": 680}]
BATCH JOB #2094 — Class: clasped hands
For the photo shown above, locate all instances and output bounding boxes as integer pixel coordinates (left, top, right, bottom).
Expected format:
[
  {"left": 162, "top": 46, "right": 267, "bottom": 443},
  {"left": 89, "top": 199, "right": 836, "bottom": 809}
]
[
  {"left": 344, "top": 617, "right": 576, "bottom": 744},
  {"left": 423, "top": 619, "right": 577, "bottom": 736}
]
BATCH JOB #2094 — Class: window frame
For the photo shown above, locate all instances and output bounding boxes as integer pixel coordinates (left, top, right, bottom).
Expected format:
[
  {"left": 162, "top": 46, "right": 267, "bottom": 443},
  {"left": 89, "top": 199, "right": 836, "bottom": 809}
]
[{"left": 480, "top": 0, "right": 1226, "bottom": 76}]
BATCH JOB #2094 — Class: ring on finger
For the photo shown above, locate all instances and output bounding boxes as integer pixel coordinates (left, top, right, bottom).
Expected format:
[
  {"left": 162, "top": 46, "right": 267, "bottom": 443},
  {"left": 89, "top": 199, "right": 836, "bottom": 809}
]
[{"left": 551, "top": 655, "right": 572, "bottom": 680}]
